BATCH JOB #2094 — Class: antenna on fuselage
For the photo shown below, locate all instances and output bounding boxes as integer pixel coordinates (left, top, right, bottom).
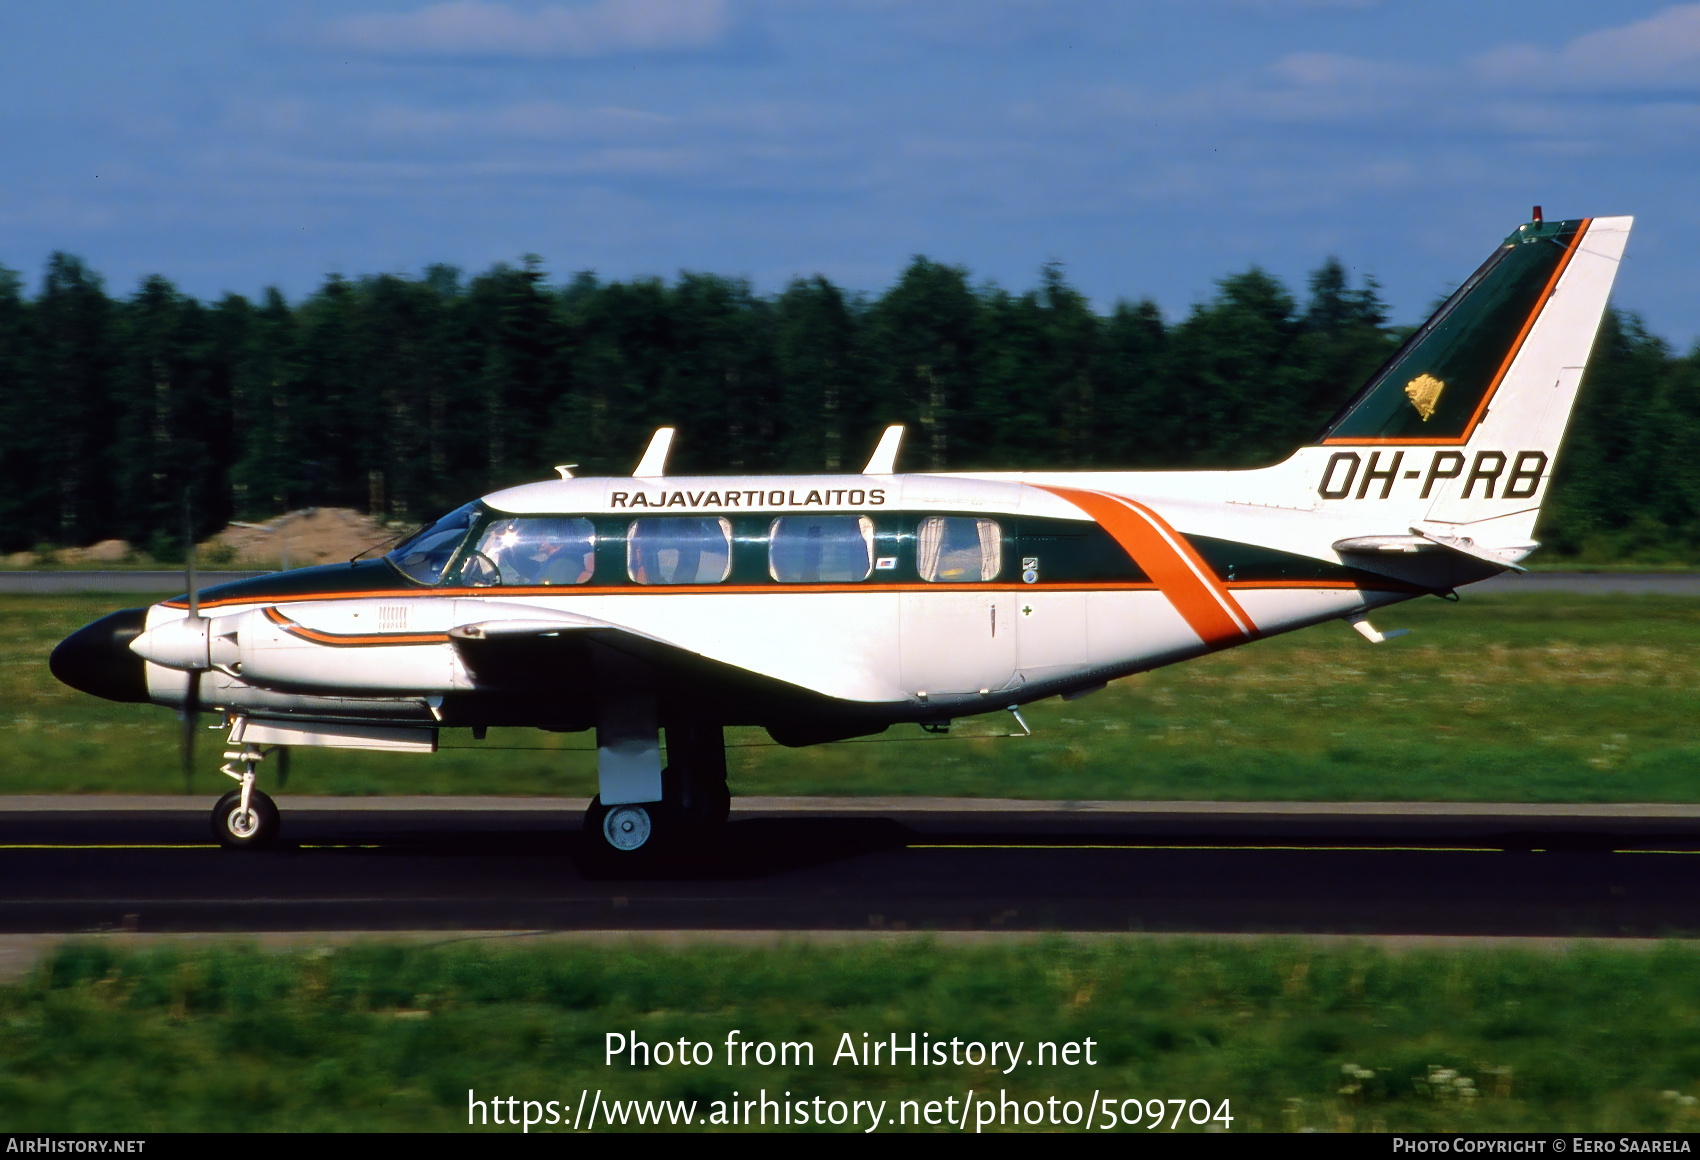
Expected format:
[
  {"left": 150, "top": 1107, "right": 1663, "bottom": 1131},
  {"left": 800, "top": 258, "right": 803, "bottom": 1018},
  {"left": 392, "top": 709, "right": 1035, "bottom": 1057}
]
[
  {"left": 863, "top": 425, "right": 904, "bottom": 474},
  {"left": 634, "top": 428, "right": 674, "bottom": 477}
]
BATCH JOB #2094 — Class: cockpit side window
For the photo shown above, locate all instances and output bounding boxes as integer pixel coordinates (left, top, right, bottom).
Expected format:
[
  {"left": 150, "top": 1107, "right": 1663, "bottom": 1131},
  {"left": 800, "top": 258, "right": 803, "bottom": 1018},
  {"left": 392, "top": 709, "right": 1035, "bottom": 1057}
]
[
  {"left": 385, "top": 502, "right": 481, "bottom": 585},
  {"left": 467, "top": 516, "right": 597, "bottom": 586}
]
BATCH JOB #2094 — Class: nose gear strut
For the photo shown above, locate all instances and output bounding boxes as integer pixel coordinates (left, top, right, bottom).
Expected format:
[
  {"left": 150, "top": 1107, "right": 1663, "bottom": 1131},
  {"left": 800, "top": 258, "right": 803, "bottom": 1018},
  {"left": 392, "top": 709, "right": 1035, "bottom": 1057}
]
[{"left": 211, "top": 715, "right": 281, "bottom": 849}]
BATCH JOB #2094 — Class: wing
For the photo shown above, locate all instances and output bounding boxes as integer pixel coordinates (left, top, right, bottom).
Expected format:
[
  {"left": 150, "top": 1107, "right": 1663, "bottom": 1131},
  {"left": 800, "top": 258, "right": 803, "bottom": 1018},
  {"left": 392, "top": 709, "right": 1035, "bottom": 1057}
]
[{"left": 447, "top": 607, "right": 862, "bottom": 737}]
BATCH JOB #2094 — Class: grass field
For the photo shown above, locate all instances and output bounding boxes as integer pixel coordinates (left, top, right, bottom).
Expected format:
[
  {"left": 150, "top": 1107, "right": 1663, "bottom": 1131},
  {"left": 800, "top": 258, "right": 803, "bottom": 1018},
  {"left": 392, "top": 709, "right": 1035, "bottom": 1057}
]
[
  {"left": 6, "top": 938, "right": 1700, "bottom": 1133},
  {"left": 7, "top": 591, "right": 1700, "bottom": 801}
]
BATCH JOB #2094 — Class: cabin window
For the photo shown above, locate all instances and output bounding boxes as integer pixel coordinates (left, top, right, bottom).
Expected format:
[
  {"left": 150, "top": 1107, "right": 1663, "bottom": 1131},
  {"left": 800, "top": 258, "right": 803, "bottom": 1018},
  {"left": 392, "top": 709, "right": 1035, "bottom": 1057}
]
[
  {"left": 627, "top": 517, "right": 733, "bottom": 585},
  {"left": 768, "top": 515, "right": 875, "bottom": 583},
  {"left": 386, "top": 501, "right": 481, "bottom": 585},
  {"left": 916, "top": 516, "right": 1002, "bottom": 582},
  {"left": 464, "top": 516, "right": 596, "bottom": 586}
]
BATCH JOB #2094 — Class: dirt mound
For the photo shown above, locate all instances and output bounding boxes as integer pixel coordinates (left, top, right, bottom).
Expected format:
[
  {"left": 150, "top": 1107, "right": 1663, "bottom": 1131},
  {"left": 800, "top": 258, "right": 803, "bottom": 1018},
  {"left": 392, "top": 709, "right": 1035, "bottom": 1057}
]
[
  {"left": 4, "top": 539, "right": 135, "bottom": 567},
  {"left": 205, "top": 508, "right": 403, "bottom": 568}
]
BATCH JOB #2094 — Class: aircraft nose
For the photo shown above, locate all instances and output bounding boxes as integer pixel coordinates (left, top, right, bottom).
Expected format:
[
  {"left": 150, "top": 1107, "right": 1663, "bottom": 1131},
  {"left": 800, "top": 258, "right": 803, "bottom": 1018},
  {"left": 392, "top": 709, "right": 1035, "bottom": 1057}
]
[{"left": 49, "top": 608, "right": 151, "bottom": 703}]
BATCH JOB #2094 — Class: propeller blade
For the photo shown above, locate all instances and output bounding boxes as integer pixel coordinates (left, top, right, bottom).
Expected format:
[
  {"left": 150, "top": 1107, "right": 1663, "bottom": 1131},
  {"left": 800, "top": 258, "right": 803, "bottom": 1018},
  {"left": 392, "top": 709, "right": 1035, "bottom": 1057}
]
[
  {"left": 184, "top": 490, "right": 199, "bottom": 620},
  {"left": 181, "top": 671, "right": 199, "bottom": 795},
  {"left": 275, "top": 746, "right": 290, "bottom": 789},
  {"left": 181, "top": 489, "right": 200, "bottom": 793}
]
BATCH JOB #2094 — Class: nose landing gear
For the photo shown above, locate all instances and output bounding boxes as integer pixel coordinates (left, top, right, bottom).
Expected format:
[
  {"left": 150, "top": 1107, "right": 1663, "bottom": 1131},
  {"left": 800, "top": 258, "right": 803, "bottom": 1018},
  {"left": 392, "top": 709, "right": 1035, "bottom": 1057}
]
[{"left": 211, "top": 737, "right": 281, "bottom": 850}]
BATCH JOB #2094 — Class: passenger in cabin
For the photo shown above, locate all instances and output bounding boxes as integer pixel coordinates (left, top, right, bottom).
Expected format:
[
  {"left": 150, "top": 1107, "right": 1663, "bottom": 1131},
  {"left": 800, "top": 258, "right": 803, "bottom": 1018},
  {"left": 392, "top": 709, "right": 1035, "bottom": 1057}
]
[{"left": 627, "top": 518, "right": 733, "bottom": 585}]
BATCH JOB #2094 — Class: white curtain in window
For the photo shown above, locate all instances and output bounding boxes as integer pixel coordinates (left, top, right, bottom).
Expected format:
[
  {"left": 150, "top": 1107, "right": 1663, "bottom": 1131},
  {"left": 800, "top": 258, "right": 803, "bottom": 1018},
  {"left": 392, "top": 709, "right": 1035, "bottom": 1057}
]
[
  {"left": 916, "top": 517, "right": 945, "bottom": 581},
  {"left": 975, "top": 519, "right": 1001, "bottom": 581}
]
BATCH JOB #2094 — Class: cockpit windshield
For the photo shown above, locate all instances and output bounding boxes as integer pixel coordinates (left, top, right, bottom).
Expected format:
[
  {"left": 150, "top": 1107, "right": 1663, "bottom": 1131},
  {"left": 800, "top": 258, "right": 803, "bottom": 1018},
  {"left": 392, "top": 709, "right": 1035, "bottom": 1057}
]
[{"left": 384, "top": 501, "right": 481, "bottom": 585}]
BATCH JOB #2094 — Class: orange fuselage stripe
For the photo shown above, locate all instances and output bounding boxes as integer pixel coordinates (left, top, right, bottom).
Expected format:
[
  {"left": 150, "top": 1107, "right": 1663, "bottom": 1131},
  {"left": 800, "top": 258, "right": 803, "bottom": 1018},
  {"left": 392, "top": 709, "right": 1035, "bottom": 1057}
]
[
  {"left": 1037, "top": 486, "right": 1256, "bottom": 648},
  {"left": 262, "top": 605, "right": 450, "bottom": 646},
  {"left": 166, "top": 577, "right": 1405, "bottom": 611}
]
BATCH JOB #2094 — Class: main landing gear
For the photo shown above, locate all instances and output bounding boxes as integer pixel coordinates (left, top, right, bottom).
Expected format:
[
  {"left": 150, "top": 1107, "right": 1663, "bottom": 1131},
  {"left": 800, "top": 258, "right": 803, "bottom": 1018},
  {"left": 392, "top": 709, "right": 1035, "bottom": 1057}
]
[
  {"left": 583, "top": 723, "right": 730, "bottom": 863},
  {"left": 211, "top": 741, "right": 281, "bottom": 850}
]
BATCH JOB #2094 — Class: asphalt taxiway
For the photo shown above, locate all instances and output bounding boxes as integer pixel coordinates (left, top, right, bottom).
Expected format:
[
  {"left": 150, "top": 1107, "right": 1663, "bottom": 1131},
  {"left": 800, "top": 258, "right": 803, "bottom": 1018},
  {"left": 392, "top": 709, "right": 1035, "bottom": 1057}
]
[{"left": 4, "top": 796, "right": 1700, "bottom": 940}]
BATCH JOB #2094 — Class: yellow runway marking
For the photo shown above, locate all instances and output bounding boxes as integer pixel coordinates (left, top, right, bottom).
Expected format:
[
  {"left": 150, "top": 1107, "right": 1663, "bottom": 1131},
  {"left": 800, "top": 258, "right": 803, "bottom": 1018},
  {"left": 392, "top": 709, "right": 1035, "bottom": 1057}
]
[{"left": 911, "top": 843, "right": 1507, "bottom": 853}]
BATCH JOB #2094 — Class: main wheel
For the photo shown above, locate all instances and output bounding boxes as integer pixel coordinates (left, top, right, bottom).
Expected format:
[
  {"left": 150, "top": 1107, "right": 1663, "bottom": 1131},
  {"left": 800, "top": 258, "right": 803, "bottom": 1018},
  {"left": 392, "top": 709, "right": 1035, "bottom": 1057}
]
[
  {"left": 212, "top": 789, "right": 280, "bottom": 850},
  {"left": 584, "top": 795, "right": 660, "bottom": 855}
]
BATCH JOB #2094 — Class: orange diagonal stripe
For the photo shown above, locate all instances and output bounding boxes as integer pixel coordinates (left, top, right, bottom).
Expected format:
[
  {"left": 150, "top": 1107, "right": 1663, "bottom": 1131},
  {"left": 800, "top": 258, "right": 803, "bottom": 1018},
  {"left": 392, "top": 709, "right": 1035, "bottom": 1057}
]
[{"left": 1039, "top": 486, "right": 1253, "bottom": 648}]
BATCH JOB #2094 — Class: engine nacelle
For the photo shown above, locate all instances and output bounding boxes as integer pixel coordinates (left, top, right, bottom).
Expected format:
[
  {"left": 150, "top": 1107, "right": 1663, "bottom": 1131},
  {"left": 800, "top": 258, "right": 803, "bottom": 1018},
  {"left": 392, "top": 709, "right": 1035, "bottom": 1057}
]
[{"left": 208, "top": 603, "right": 470, "bottom": 695}]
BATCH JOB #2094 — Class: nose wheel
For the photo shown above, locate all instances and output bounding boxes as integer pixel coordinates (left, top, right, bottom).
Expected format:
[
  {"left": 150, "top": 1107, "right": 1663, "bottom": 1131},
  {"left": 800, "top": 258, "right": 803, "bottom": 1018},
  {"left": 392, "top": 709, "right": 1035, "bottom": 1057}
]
[
  {"left": 210, "top": 739, "right": 282, "bottom": 850},
  {"left": 212, "top": 787, "right": 279, "bottom": 849}
]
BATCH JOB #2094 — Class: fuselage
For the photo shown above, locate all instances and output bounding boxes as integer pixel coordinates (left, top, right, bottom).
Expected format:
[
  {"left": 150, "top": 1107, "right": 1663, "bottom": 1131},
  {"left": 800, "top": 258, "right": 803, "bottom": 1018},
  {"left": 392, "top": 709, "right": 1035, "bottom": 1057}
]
[{"left": 62, "top": 468, "right": 1434, "bottom": 746}]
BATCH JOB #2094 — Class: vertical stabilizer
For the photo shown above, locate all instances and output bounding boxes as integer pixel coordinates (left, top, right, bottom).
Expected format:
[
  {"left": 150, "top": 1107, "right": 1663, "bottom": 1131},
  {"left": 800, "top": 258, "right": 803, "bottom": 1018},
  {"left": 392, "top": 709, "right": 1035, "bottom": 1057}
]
[{"left": 1291, "top": 215, "right": 1631, "bottom": 544}]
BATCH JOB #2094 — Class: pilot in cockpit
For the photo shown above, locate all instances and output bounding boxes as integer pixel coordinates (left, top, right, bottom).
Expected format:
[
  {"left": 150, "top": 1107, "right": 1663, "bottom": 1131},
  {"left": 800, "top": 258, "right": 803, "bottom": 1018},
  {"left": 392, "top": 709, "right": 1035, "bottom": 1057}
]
[{"left": 478, "top": 518, "right": 596, "bottom": 586}]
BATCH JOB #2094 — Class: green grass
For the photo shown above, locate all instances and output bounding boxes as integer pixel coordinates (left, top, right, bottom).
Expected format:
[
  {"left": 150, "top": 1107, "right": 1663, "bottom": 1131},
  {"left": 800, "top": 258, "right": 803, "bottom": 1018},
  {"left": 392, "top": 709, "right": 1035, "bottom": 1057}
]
[
  {"left": 9, "top": 592, "right": 1700, "bottom": 801},
  {"left": 6, "top": 938, "right": 1700, "bottom": 1132}
]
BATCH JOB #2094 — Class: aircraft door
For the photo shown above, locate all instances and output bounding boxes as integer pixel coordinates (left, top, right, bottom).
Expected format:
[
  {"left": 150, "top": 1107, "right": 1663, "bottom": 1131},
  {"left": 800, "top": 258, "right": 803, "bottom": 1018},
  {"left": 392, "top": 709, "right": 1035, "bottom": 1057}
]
[
  {"left": 898, "top": 515, "right": 1017, "bottom": 695},
  {"left": 899, "top": 591, "right": 1017, "bottom": 695}
]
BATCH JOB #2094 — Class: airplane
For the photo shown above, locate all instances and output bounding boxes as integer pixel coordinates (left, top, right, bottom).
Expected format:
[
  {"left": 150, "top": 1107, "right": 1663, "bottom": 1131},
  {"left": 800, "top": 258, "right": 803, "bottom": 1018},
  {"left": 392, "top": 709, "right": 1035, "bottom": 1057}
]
[{"left": 50, "top": 211, "right": 1633, "bottom": 861}]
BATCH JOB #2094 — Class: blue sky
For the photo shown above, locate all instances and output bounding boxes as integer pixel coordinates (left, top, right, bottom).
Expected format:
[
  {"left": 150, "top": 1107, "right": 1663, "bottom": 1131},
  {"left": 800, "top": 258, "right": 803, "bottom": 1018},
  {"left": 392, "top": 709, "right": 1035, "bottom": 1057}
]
[{"left": 2, "top": 1, "right": 1697, "bottom": 344}]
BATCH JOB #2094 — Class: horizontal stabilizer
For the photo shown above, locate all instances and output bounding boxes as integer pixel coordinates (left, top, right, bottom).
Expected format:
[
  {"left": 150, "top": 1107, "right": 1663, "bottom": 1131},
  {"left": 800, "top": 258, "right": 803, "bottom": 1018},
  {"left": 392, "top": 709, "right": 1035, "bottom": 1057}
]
[
  {"left": 1410, "top": 528, "right": 1533, "bottom": 573},
  {"left": 1334, "top": 532, "right": 1533, "bottom": 572},
  {"left": 1332, "top": 530, "right": 1533, "bottom": 590}
]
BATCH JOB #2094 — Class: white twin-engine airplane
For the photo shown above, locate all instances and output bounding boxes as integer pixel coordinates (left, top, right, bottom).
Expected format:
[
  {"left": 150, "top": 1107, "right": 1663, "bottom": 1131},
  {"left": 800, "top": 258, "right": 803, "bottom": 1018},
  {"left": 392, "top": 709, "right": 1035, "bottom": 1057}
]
[{"left": 52, "top": 213, "right": 1632, "bottom": 858}]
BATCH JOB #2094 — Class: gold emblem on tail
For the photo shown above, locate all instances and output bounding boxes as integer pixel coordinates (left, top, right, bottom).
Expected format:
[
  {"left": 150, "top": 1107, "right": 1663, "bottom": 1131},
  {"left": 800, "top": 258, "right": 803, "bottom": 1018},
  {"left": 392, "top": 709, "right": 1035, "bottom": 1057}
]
[{"left": 1405, "top": 373, "right": 1445, "bottom": 421}]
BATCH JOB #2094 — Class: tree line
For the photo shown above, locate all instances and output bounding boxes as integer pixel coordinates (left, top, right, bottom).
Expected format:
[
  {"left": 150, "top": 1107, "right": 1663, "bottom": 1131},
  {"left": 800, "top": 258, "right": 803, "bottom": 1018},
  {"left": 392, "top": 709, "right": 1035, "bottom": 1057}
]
[{"left": 0, "top": 250, "right": 1694, "bottom": 561}]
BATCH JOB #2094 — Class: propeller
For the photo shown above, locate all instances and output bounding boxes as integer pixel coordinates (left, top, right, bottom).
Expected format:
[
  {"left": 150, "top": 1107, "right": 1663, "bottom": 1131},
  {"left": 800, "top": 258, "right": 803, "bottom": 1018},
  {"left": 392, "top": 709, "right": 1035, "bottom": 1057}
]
[{"left": 180, "top": 491, "right": 202, "bottom": 795}]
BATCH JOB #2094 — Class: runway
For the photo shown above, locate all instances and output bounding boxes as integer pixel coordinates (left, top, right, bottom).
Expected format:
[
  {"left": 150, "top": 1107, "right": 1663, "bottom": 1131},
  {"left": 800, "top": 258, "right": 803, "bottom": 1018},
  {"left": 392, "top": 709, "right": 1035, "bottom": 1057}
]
[{"left": 5, "top": 797, "right": 1700, "bottom": 939}]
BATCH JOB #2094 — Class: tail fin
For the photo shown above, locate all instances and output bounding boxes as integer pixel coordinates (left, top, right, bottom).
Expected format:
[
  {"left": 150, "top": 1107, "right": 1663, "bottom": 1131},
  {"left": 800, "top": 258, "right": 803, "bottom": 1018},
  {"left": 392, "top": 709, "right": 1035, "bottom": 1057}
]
[{"left": 1305, "top": 214, "right": 1632, "bottom": 545}]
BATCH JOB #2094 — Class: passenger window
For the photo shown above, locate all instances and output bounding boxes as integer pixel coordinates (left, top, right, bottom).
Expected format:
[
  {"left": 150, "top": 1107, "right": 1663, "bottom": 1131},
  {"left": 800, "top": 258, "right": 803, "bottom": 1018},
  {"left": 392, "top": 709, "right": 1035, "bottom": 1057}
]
[
  {"left": 470, "top": 517, "right": 596, "bottom": 586},
  {"left": 768, "top": 516, "right": 875, "bottom": 583},
  {"left": 627, "top": 518, "right": 733, "bottom": 585},
  {"left": 916, "top": 517, "right": 1002, "bottom": 582}
]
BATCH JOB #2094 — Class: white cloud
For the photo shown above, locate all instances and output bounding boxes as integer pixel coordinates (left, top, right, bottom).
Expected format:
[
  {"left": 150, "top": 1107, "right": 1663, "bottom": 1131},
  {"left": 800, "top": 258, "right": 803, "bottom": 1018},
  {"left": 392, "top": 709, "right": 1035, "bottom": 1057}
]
[
  {"left": 1474, "top": 4, "right": 1700, "bottom": 91},
  {"left": 323, "top": 0, "right": 732, "bottom": 58},
  {"left": 1110, "top": 52, "right": 1430, "bottom": 128},
  {"left": 366, "top": 101, "right": 672, "bottom": 140},
  {"left": 1224, "top": 0, "right": 1384, "bottom": 11}
]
